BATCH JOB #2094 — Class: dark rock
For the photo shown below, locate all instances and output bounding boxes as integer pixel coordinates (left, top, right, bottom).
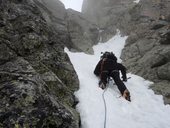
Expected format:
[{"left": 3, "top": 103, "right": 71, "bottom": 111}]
[
  {"left": 0, "top": 0, "right": 80, "bottom": 127},
  {"left": 160, "top": 30, "right": 170, "bottom": 44},
  {"left": 0, "top": 42, "right": 17, "bottom": 65},
  {"left": 34, "top": 0, "right": 99, "bottom": 54},
  {"left": 157, "top": 62, "right": 170, "bottom": 80},
  {"left": 150, "top": 81, "right": 170, "bottom": 104},
  {"left": 151, "top": 20, "right": 169, "bottom": 30}
]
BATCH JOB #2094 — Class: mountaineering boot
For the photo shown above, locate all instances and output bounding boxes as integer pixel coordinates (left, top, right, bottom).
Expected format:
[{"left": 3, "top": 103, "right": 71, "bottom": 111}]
[
  {"left": 99, "top": 81, "right": 106, "bottom": 89},
  {"left": 122, "top": 89, "right": 131, "bottom": 102}
]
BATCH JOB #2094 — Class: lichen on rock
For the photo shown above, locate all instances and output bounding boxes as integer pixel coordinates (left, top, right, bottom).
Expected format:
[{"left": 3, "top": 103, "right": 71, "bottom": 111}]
[{"left": 0, "top": 0, "right": 80, "bottom": 127}]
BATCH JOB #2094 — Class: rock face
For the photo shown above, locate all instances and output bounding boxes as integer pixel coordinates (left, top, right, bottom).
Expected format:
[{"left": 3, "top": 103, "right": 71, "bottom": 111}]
[
  {"left": 35, "top": 0, "right": 99, "bottom": 54},
  {"left": 0, "top": 0, "right": 86, "bottom": 127},
  {"left": 66, "top": 9, "right": 99, "bottom": 54},
  {"left": 82, "top": 0, "right": 170, "bottom": 104}
]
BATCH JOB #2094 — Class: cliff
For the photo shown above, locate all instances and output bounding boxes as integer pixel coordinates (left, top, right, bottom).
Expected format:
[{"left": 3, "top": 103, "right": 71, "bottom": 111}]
[
  {"left": 0, "top": 0, "right": 99, "bottom": 127},
  {"left": 1, "top": 0, "right": 170, "bottom": 127}
]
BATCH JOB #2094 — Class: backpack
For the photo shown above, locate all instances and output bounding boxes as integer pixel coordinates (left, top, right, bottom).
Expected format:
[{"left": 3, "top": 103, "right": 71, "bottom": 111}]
[
  {"left": 100, "top": 51, "right": 117, "bottom": 62},
  {"left": 94, "top": 51, "right": 118, "bottom": 76}
]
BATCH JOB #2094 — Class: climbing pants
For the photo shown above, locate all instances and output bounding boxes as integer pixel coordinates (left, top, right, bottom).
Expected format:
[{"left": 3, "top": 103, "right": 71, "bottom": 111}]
[{"left": 100, "top": 70, "right": 127, "bottom": 95}]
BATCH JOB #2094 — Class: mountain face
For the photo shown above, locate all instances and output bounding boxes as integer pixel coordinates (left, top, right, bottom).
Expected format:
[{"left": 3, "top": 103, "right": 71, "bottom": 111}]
[
  {"left": 34, "top": 0, "right": 99, "bottom": 54},
  {"left": 0, "top": 0, "right": 99, "bottom": 127},
  {"left": 1, "top": 0, "right": 170, "bottom": 126},
  {"left": 82, "top": 0, "right": 170, "bottom": 104},
  {"left": 66, "top": 9, "right": 99, "bottom": 54}
]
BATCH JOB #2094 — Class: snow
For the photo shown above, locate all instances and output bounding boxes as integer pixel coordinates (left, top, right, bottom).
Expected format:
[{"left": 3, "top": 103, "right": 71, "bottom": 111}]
[
  {"left": 133, "top": 0, "right": 140, "bottom": 3},
  {"left": 65, "top": 31, "right": 170, "bottom": 128}
]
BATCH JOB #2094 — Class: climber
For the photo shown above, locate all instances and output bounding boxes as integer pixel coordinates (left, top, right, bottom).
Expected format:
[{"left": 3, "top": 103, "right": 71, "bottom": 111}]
[{"left": 94, "top": 51, "right": 131, "bottom": 101}]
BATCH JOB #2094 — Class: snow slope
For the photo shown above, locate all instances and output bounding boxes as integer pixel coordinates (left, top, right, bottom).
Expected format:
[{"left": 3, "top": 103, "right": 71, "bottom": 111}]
[{"left": 65, "top": 32, "right": 170, "bottom": 128}]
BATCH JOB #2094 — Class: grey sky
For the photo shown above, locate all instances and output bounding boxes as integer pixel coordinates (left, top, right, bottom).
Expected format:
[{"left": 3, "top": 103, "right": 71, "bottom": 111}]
[{"left": 60, "top": 0, "right": 83, "bottom": 12}]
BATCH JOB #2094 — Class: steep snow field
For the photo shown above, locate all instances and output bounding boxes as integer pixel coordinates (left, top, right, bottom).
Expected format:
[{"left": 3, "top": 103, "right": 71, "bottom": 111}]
[{"left": 65, "top": 32, "right": 170, "bottom": 128}]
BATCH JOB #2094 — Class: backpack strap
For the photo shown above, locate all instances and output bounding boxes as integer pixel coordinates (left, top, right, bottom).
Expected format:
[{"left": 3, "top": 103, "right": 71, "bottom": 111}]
[{"left": 100, "top": 58, "right": 107, "bottom": 78}]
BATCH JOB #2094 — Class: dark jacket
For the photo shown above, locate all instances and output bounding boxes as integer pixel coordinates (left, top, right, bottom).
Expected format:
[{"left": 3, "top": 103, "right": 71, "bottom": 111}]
[{"left": 94, "top": 58, "right": 127, "bottom": 80}]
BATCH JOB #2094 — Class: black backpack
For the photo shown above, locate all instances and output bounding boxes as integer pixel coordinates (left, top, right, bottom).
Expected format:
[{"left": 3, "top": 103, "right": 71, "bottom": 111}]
[{"left": 100, "top": 51, "right": 117, "bottom": 62}]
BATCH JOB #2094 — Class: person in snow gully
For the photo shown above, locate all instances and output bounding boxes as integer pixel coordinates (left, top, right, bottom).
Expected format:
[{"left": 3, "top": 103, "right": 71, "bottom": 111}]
[{"left": 94, "top": 52, "right": 131, "bottom": 101}]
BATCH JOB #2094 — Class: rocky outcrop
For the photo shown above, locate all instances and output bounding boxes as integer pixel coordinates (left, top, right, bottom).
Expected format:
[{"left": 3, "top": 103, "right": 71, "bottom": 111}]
[
  {"left": 82, "top": 0, "right": 170, "bottom": 104},
  {"left": 0, "top": 0, "right": 80, "bottom": 127},
  {"left": 66, "top": 9, "right": 99, "bottom": 54},
  {"left": 121, "top": 0, "right": 170, "bottom": 104},
  {"left": 33, "top": 0, "right": 70, "bottom": 47},
  {"left": 35, "top": 0, "right": 99, "bottom": 54}
]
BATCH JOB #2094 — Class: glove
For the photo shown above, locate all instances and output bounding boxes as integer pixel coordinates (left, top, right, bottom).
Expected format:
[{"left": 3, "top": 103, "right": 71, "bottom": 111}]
[
  {"left": 122, "top": 76, "right": 127, "bottom": 82},
  {"left": 123, "top": 79, "right": 127, "bottom": 82},
  {"left": 99, "top": 81, "right": 106, "bottom": 89},
  {"left": 122, "top": 78, "right": 127, "bottom": 82}
]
